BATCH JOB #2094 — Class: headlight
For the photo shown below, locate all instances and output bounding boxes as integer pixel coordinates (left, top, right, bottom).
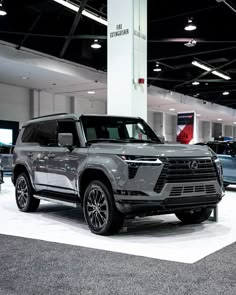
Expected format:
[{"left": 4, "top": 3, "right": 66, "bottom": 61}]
[
  {"left": 118, "top": 155, "right": 163, "bottom": 165},
  {"left": 214, "top": 158, "right": 223, "bottom": 186}
]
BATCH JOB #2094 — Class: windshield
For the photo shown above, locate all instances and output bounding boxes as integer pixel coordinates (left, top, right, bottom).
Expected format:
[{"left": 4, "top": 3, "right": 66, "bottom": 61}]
[{"left": 81, "top": 116, "right": 161, "bottom": 144}]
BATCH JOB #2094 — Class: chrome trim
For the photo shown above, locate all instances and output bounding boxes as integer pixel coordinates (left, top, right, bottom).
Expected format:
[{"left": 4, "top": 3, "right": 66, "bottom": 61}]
[
  {"left": 34, "top": 195, "right": 79, "bottom": 208},
  {"left": 125, "top": 159, "right": 163, "bottom": 164}
]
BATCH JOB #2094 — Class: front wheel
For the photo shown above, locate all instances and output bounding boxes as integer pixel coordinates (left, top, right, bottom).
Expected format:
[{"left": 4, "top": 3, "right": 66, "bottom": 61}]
[
  {"left": 83, "top": 180, "right": 124, "bottom": 235},
  {"left": 15, "top": 173, "right": 40, "bottom": 212},
  {"left": 175, "top": 208, "right": 212, "bottom": 224}
]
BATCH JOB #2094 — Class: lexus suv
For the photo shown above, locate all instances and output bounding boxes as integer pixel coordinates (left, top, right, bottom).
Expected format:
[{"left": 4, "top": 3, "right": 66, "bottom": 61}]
[{"left": 12, "top": 113, "right": 224, "bottom": 235}]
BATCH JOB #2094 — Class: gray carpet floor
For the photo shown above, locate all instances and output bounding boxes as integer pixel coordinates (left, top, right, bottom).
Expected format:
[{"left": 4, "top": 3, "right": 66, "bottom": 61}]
[{"left": 0, "top": 234, "right": 236, "bottom": 295}]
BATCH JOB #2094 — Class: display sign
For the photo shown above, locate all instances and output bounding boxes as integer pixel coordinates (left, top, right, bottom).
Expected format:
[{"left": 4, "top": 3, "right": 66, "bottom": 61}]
[
  {"left": 0, "top": 128, "right": 13, "bottom": 146},
  {"left": 177, "top": 112, "right": 195, "bottom": 144}
]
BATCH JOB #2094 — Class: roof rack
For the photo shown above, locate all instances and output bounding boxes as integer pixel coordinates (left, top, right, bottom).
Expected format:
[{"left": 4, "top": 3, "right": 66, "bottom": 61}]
[{"left": 31, "top": 113, "right": 68, "bottom": 120}]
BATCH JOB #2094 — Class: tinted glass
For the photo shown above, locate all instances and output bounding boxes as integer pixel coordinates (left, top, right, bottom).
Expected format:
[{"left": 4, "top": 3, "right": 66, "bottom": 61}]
[
  {"left": 57, "top": 120, "right": 80, "bottom": 146},
  {"left": 207, "top": 143, "right": 217, "bottom": 152},
  {"left": 81, "top": 116, "right": 160, "bottom": 143},
  {"left": 36, "top": 120, "right": 58, "bottom": 146},
  {"left": 217, "top": 143, "right": 228, "bottom": 154},
  {"left": 22, "top": 123, "right": 38, "bottom": 143}
]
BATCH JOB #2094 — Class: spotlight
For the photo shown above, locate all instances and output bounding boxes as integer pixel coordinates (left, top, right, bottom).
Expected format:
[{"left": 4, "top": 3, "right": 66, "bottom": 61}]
[
  {"left": 91, "top": 40, "right": 101, "bottom": 49},
  {"left": 185, "top": 18, "right": 197, "bottom": 31}
]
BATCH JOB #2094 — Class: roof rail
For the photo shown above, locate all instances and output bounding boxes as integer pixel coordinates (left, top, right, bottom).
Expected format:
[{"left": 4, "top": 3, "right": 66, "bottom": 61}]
[{"left": 31, "top": 113, "right": 68, "bottom": 120}]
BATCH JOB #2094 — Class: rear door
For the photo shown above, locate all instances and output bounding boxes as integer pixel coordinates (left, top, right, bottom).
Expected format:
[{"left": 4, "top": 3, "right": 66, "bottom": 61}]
[{"left": 20, "top": 122, "right": 48, "bottom": 191}]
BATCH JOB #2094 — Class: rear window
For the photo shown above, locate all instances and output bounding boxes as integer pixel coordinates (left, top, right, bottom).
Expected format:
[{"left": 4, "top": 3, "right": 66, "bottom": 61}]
[{"left": 22, "top": 123, "right": 38, "bottom": 143}]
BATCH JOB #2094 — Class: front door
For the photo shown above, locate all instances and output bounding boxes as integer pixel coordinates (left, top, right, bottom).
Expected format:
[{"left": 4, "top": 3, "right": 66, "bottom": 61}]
[{"left": 46, "top": 120, "right": 83, "bottom": 197}]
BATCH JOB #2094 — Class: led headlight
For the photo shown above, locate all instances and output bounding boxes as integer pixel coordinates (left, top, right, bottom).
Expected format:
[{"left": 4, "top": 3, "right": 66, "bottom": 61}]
[{"left": 119, "top": 155, "right": 163, "bottom": 165}]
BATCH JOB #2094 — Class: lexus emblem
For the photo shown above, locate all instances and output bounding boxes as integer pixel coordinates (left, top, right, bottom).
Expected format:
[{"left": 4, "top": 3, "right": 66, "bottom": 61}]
[{"left": 189, "top": 160, "right": 198, "bottom": 170}]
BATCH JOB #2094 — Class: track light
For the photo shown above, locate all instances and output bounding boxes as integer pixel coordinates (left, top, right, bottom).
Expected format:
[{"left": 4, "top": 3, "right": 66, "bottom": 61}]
[
  {"left": 0, "top": 1, "right": 7, "bottom": 16},
  {"left": 53, "top": 0, "right": 107, "bottom": 26},
  {"left": 192, "top": 60, "right": 231, "bottom": 80},
  {"left": 184, "top": 18, "right": 197, "bottom": 31},
  {"left": 192, "top": 61, "right": 211, "bottom": 72},
  {"left": 91, "top": 39, "right": 101, "bottom": 49},
  {"left": 212, "top": 71, "right": 231, "bottom": 80}
]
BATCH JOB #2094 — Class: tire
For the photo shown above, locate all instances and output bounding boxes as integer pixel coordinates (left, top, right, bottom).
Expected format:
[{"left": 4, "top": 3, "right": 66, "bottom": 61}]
[
  {"left": 175, "top": 207, "right": 212, "bottom": 224},
  {"left": 15, "top": 173, "right": 40, "bottom": 212},
  {"left": 83, "top": 180, "right": 124, "bottom": 235}
]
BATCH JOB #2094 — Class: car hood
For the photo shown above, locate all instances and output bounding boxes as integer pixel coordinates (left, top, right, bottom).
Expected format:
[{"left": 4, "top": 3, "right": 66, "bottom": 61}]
[{"left": 88, "top": 142, "right": 212, "bottom": 158}]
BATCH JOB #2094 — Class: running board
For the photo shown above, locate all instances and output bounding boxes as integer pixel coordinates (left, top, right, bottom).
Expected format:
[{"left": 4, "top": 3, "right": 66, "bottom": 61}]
[{"left": 34, "top": 195, "right": 79, "bottom": 208}]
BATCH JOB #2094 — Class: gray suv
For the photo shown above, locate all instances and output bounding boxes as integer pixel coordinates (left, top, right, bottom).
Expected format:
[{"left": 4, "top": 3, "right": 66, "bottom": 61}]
[{"left": 12, "top": 113, "right": 224, "bottom": 235}]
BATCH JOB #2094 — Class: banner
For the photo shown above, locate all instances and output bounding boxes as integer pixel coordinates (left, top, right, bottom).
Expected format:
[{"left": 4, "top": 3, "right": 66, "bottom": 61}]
[{"left": 177, "top": 112, "right": 196, "bottom": 144}]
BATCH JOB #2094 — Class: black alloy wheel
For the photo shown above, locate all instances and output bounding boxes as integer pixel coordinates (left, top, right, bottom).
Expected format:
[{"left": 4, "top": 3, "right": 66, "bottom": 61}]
[
  {"left": 15, "top": 173, "right": 40, "bottom": 212},
  {"left": 175, "top": 207, "right": 213, "bottom": 224},
  {"left": 83, "top": 180, "right": 124, "bottom": 235}
]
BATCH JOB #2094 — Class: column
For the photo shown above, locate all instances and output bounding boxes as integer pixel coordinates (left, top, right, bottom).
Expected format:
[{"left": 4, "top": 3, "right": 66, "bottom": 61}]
[{"left": 108, "top": 0, "right": 147, "bottom": 121}]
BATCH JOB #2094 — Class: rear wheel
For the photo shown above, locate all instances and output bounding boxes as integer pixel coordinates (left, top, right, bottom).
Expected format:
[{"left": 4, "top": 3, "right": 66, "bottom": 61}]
[
  {"left": 15, "top": 173, "right": 40, "bottom": 212},
  {"left": 175, "top": 208, "right": 212, "bottom": 224},
  {"left": 83, "top": 180, "right": 124, "bottom": 235}
]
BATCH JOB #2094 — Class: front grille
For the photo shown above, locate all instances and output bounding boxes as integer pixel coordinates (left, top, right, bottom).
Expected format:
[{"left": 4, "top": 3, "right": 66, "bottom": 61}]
[
  {"left": 154, "top": 158, "right": 218, "bottom": 193},
  {"left": 170, "top": 184, "right": 216, "bottom": 197}
]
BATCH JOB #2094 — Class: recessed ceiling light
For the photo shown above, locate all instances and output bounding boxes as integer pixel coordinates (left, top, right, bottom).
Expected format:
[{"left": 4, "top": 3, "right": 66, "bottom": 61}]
[
  {"left": 169, "top": 108, "right": 175, "bottom": 111},
  {"left": 217, "top": 118, "right": 222, "bottom": 121},
  {"left": 223, "top": 91, "right": 229, "bottom": 95},
  {"left": 21, "top": 76, "right": 29, "bottom": 80},
  {"left": 88, "top": 91, "right": 95, "bottom": 94},
  {"left": 192, "top": 81, "right": 200, "bottom": 86},
  {"left": 184, "top": 18, "right": 197, "bottom": 31},
  {"left": 196, "top": 114, "right": 201, "bottom": 117},
  {"left": 234, "top": 122, "right": 236, "bottom": 124}
]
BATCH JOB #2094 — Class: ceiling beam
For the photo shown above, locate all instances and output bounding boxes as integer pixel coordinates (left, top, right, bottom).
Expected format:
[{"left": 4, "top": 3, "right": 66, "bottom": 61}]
[
  {"left": 16, "top": 14, "right": 42, "bottom": 50},
  {"left": 148, "top": 46, "right": 236, "bottom": 62},
  {"left": 59, "top": 0, "right": 89, "bottom": 58}
]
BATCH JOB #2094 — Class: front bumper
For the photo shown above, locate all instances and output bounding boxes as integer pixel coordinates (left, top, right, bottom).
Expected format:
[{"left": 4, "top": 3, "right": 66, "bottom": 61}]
[
  {"left": 114, "top": 180, "right": 223, "bottom": 215},
  {"left": 115, "top": 194, "right": 222, "bottom": 215}
]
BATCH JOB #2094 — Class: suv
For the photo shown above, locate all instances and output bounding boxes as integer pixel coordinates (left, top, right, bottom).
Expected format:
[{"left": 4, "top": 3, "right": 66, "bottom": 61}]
[
  {"left": 12, "top": 113, "right": 224, "bottom": 235},
  {"left": 206, "top": 141, "right": 236, "bottom": 187}
]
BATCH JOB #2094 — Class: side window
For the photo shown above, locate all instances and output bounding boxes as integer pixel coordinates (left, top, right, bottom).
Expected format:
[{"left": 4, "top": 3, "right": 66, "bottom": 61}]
[
  {"left": 22, "top": 123, "right": 39, "bottom": 143},
  {"left": 207, "top": 143, "right": 217, "bottom": 153},
  {"left": 57, "top": 120, "right": 80, "bottom": 146},
  {"left": 217, "top": 143, "right": 227, "bottom": 155},
  {"left": 36, "top": 120, "right": 58, "bottom": 146}
]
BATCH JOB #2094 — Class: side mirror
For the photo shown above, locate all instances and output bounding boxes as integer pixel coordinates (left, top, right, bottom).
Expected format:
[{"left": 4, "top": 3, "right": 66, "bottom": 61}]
[{"left": 58, "top": 133, "right": 73, "bottom": 148}]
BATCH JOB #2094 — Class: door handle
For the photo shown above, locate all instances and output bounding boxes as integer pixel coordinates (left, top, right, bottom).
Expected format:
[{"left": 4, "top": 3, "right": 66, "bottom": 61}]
[
  {"left": 27, "top": 152, "right": 33, "bottom": 158},
  {"left": 48, "top": 153, "right": 56, "bottom": 159}
]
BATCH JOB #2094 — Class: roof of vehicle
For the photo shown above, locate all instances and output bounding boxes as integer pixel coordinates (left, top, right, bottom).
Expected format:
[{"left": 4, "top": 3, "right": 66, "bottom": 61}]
[{"left": 24, "top": 113, "right": 141, "bottom": 126}]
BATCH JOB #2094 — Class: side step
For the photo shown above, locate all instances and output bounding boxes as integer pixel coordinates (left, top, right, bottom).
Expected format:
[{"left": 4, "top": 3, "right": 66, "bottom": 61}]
[{"left": 34, "top": 194, "right": 80, "bottom": 208}]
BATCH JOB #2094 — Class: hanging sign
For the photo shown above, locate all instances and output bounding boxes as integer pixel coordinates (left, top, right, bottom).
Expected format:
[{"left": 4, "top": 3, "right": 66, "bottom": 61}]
[{"left": 177, "top": 112, "right": 196, "bottom": 144}]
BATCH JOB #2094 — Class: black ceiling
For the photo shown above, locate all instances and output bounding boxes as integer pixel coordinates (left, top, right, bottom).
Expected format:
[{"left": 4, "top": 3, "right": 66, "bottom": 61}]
[{"left": 0, "top": 0, "right": 236, "bottom": 108}]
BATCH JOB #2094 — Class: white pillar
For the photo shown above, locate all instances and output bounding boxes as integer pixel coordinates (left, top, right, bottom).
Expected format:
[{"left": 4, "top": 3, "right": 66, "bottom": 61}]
[{"left": 107, "top": 0, "right": 147, "bottom": 121}]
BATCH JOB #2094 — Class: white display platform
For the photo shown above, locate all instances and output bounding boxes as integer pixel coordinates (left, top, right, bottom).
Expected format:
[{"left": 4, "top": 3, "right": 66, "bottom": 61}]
[{"left": 0, "top": 177, "right": 236, "bottom": 264}]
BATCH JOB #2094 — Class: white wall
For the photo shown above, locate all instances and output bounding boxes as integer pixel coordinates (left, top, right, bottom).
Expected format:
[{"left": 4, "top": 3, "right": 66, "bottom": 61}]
[
  {"left": 0, "top": 83, "right": 30, "bottom": 125},
  {"left": 147, "top": 111, "right": 154, "bottom": 129},
  {"left": 74, "top": 97, "right": 106, "bottom": 114},
  {"left": 165, "top": 113, "right": 177, "bottom": 142}
]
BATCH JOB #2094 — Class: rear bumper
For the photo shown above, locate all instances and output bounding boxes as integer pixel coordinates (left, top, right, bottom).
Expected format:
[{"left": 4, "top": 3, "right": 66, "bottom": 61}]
[{"left": 115, "top": 194, "right": 222, "bottom": 215}]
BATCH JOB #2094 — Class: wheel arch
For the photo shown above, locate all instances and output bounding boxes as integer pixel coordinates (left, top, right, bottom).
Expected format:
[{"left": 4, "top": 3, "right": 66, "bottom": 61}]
[
  {"left": 13, "top": 164, "right": 33, "bottom": 187},
  {"left": 79, "top": 168, "right": 114, "bottom": 203}
]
